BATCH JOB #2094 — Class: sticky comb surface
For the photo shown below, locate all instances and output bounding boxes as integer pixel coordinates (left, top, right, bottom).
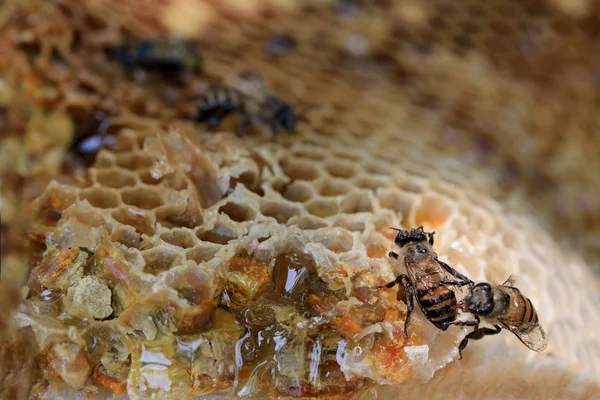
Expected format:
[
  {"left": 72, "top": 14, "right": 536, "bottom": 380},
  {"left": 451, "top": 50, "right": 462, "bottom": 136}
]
[{"left": 1, "top": 0, "right": 600, "bottom": 399}]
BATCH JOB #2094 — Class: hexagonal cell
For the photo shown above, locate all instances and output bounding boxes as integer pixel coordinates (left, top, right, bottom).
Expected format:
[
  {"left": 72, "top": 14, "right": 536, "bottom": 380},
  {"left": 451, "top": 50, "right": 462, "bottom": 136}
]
[
  {"left": 364, "top": 233, "right": 390, "bottom": 259},
  {"left": 155, "top": 205, "right": 202, "bottom": 229},
  {"left": 108, "top": 131, "right": 138, "bottom": 153},
  {"left": 111, "top": 207, "right": 156, "bottom": 236},
  {"left": 317, "top": 178, "right": 353, "bottom": 197},
  {"left": 138, "top": 169, "right": 164, "bottom": 185},
  {"left": 260, "top": 200, "right": 301, "bottom": 224},
  {"left": 364, "top": 161, "right": 392, "bottom": 175},
  {"left": 186, "top": 244, "right": 222, "bottom": 264},
  {"left": 94, "top": 151, "right": 117, "bottom": 168},
  {"left": 110, "top": 226, "right": 143, "bottom": 249},
  {"left": 160, "top": 229, "right": 196, "bottom": 249},
  {"left": 304, "top": 198, "right": 340, "bottom": 218},
  {"left": 197, "top": 224, "right": 238, "bottom": 245},
  {"left": 33, "top": 182, "right": 79, "bottom": 224},
  {"left": 218, "top": 202, "right": 257, "bottom": 222},
  {"left": 355, "top": 175, "right": 390, "bottom": 191},
  {"left": 411, "top": 193, "right": 456, "bottom": 229},
  {"left": 332, "top": 215, "right": 366, "bottom": 232},
  {"left": 80, "top": 188, "right": 120, "bottom": 209},
  {"left": 282, "top": 158, "right": 322, "bottom": 181},
  {"left": 376, "top": 188, "right": 416, "bottom": 216},
  {"left": 312, "top": 229, "right": 354, "bottom": 253},
  {"left": 340, "top": 191, "right": 375, "bottom": 214},
  {"left": 120, "top": 187, "right": 164, "bottom": 210},
  {"left": 94, "top": 168, "right": 138, "bottom": 189},
  {"left": 324, "top": 160, "right": 359, "bottom": 179},
  {"left": 141, "top": 248, "right": 182, "bottom": 275},
  {"left": 397, "top": 178, "right": 427, "bottom": 194},
  {"left": 287, "top": 215, "right": 329, "bottom": 230},
  {"left": 293, "top": 148, "right": 327, "bottom": 161},
  {"left": 282, "top": 181, "right": 316, "bottom": 203},
  {"left": 115, "top": 153, "right": 156, "bottom": 171}
]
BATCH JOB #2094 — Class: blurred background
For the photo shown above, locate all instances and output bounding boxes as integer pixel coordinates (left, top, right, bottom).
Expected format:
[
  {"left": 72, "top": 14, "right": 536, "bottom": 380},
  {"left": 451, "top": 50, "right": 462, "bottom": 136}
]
[{"left": 1, "top": 0, "right": 600, "bottom": 398}]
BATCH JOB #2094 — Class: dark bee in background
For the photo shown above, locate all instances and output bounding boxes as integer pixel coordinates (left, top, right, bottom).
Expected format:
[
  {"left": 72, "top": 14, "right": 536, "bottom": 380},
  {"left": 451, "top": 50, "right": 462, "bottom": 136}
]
[
  {"left": 109, "top": 36, "right": 202, "bottom": 75},
  {"left": 195, "top": 86, "right": 248, "bottom": 133},
  {"left": 457, "top": 276, "right": 548, "bottom": 357},
  {"left": 378, "top": 226, "right": 477, "bottom": 337},
  {"left": 195, "top": 72, "right": 316, "bottom": 137}
]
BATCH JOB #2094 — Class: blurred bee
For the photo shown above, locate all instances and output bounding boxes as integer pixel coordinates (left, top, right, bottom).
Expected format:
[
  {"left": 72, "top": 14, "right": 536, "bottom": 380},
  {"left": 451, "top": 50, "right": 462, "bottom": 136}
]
[
  {"left": 195, "top": 86, "right": 250, "bottom": 135},
  {"left": 378, "top": 226, "right": 476, "bottom": 337},
  {"left": 109, "top": 36, "right": 202, "bottom": 74},
  {"left": 456, "top": 276, "right": 548, "bottom": 358},
  {"left": 196, "top": 72, "right": 316, "bottom": 137}
]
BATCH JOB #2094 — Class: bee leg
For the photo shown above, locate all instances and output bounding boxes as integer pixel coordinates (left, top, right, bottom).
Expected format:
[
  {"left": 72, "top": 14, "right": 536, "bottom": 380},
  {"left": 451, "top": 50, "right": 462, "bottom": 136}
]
[
  {"left": 458, "top": 324, "right": 502, "bottom": 360},
  {"left": 376, "top": 274, "right": 414, "bottom": 337},
  {"left": 451, "top": 316, "right": 480, "bottom": 328},
  {"left": 439, "top": 262, "right": 473, "bottom": 286},
  {"left": 402, "top": 277, "right": 415, "bottom": 338},
  {"left": 377, "top": 273, "right": 407, "bottom": 289}
]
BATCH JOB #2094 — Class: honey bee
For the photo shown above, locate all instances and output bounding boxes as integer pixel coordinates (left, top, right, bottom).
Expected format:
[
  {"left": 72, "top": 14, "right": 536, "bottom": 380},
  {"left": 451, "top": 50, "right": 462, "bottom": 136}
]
[
  {"left": 457, "top": 276, "right": 548, "bottom": 357},
  {"left": 195, "top": 86, "right": 250, "bottom": 135},
  {"left": 109, "top": 36, "right": 202, "bottom": 74},
  {"left": 378, "top": 226, "right": 476, "bottom": 337},
  {"left": 196, "top": 72, "right": 315, "bottom": 137}
]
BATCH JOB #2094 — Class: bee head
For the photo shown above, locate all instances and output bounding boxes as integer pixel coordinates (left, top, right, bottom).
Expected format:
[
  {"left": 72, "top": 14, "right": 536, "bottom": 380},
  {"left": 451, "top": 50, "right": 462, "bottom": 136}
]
[
  {"left": 466, "top": 283, "right": 495, "bottom": 315},
  {"left": 392, "top": 226, "right": 435, "bottom": 248}
]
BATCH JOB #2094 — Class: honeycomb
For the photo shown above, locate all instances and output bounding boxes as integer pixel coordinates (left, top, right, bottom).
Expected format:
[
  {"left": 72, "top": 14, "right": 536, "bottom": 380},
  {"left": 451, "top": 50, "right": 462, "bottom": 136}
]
[{"left": 2, "top": 0, "right": 600, "bottom": 399}]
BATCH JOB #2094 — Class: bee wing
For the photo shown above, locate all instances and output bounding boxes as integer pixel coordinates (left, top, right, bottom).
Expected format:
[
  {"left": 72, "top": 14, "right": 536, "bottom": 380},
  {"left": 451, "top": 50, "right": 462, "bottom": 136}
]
[
  {"left": 500, "top": 319, "right": 548, "bottom": 352},
  {"left": 501, "top": 275, "right": 517, "bottom": 287},
  {"left": 437, "top": 260, "right": 472, "bottom": 284}
]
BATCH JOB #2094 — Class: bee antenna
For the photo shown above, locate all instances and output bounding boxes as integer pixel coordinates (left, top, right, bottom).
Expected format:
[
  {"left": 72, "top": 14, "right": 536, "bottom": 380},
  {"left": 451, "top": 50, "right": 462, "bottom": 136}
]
[{"left": 389, "top": 227, "right": 402, "bottom": 232}]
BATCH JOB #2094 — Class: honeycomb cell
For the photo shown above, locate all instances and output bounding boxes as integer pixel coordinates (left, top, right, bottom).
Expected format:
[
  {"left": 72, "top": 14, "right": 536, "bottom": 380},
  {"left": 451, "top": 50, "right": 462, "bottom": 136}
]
[
  {"left": 185, "top": 244, "right": 222, "bottom": 264},
  {"left": 282, "top": 158, "right": 322, "bottom": 181},
  {"left": 287, "top": 215, "right": 329, "bottom": 230},
  {"left": 79, "top": 187, "right": 120, "bottom": 209},
  {"left": 33, "top": 182, "right": 79, "bottom": 224},
  {"left": 110, "top": 226, "right": 143, "bottom": 249},
  {"left": 218, "top": 202, "right": 257, "bottom": 222},
  {"left": 196, "top": 224, "right": 238, "bottom": 245},
  {"left": 111, "top": 207, "right": 155, "bottom": 236},
  {"left": 160, "top": 229, "right": 196, "bottom": 249},
  {"left": 141, "top": 248, "right": 182, "bottom": 275},
  {"left": 364, "top": 161, "right": 393, "bottom": 175},
  {"left": 411, "top": 193, "right": 455, "bottom": 229},
  {"left": 340, "top": 190, "right": 375, "bottom": 214},
  {"left": 115, "top": 153, "right": 156, "bottom": 170},
  {"left": 94, "top": 151, "right": 117, "bottom": 168},
  {"left": 304, "top": 198, "right": 340, "bottom": 218},
  {"left": 260, "top": 200, "right": 301, "bottom": 223},
  {"left": 293, "top": 148, "right": 327, "bottom": 161},
  {"left": 324, "top": 160, "right": 359, "bottom": 178},
  {"left": 94, "top": 168, "right": 138, "bottom": 188},
  {"left": 312, "top": 229, "right": 354, "bottom": 253},
  {"left": 317, "top": 177, "right": 353, "bottom": 197},
  {"left": 120, "top": 187, "right": 164, "bottom": 210},
  {"left": 137, "top": 169, "right": 163, "bottom": 185},
  {"left": 332, "top": 215, "right": 367, "bottom": 232},
  {"left": 377, "top": 188, "right": 417, "bottom": 216},
  {"left": 282, "top": 181, "right": 316, "bottom": 203},
  {"left": 155, "top": 205, "right": 202, "bottom": 229}
]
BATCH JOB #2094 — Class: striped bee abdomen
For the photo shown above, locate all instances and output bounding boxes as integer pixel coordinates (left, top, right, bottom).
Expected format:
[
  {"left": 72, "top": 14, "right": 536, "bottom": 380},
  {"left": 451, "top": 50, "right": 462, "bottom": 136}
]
[
  {"left": 510, "top": 289, "right": 539, "bottom": 330},
  {"left": 196, "top": 87, "right": 244, "bottom": 124},
  {"left": 417, "top": 283, "right": 458, "bottom": 330}
]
